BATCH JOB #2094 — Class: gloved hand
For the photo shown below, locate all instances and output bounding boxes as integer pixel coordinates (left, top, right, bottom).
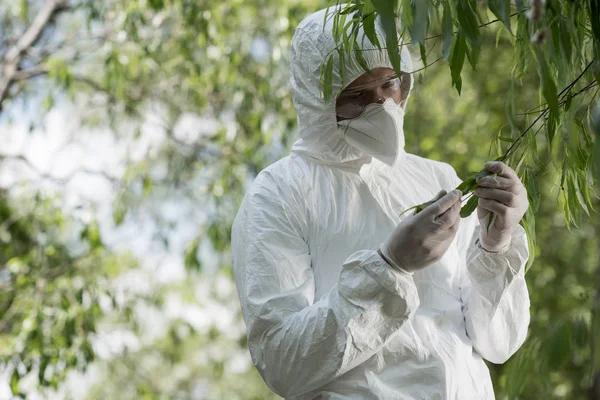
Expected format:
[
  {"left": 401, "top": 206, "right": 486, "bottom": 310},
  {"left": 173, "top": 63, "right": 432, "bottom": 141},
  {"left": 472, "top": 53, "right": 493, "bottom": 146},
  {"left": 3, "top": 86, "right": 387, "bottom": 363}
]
[
  {"left": 474, "top": 161, "right": 529, "bottom": 252},
  {"left": 379, "top": 189, "right": 462, "bottom": 273}
]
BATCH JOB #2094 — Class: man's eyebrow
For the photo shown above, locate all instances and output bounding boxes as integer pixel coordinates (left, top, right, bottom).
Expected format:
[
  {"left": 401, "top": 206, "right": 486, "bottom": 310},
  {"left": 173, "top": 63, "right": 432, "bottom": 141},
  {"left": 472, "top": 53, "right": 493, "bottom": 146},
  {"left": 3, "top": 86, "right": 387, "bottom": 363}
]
[{"left": 342, "top": 75, "right": 399, "bottom": 93}]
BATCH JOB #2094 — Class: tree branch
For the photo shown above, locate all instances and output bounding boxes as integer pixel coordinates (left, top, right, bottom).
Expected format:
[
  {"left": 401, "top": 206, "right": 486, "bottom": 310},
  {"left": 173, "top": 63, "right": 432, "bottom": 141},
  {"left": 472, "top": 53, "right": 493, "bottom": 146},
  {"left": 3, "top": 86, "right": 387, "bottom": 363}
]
[{"left": 0, "top": 0, "right": 71, "bottom": 113}]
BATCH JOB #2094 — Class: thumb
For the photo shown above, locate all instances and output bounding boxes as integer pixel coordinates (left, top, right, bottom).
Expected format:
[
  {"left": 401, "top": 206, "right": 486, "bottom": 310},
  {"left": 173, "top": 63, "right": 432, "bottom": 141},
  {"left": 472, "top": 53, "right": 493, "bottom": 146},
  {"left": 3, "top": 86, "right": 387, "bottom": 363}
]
[{"left": 431, "top": 190, "right": 447, "bottom": 202}]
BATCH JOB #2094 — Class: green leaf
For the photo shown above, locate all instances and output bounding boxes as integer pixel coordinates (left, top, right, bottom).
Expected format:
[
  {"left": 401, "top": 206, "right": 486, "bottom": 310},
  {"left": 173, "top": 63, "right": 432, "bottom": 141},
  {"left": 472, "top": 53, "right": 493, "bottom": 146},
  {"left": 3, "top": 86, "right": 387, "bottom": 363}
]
[
  {"left": 148, "top": 0, "right": 164, "bottom": 10},
  {"left": 535, "top": 48, "right": 559, "bottom": 116},
  {"left": 591, "top": 102, "right": 600, "bottom": 178},
  {"left": 514, "top": 14, "right": 530, "bottom": 78},
  {"left": 362, "top": 0, "right": 381, "bottom": 49},
  {"left": 354, "top": 40, "right": 370, "bottom": 72},
  {"left": 337, "top": 48, "right": 347, "bottom": 89},
  {"left": 450, "top": 32, "right": 466, "bottom": 94},
  {"left": 589, "top": 0, "right": 600, "bottom": 51},
  {"left": 372, "top": 0, "right": 402, "bottom": 75},
  {"left": 456, "top": 177, "right": 476, "bottom": 194},
  {"left": 419, "top": 43, "right": 428, "bottom": 69},
  {"left": 571, "top": 314, "right": 589, "bottom": 348},
  {"left": 113, "top": 201, "right": 127, "bottom": 226},
  {"left": 184, "top": 238, "right": 202, "bottom": 271},
  {"left": 456, "top": 0, "right": 480, "bottom": 46},
  {"left": 460, "top": 194, "right": 479, "bottom": 218},
  {"left": 322, "top": 55, "right": 334, "bottom": 102},
  {"left": 143, "top": 175, "right": 153, "bottom": 196},
  {"left": 39, "top": 356, "right": 50, "bottom": 384},
  {"left": 487, "top": 0, "right": 512, "bottom": 33},
  {"left": 412, "top": 0, "right": 429, "bottom": 44},
  {"left": 523, "top": 168, "right": 541, "bottom": 213},
  {"left": 593, "top": 60, "right": 600, "bottom": 89},
  {"left": 465, "top": 42, "right": 480, "bottom": 71},
  {"left": 547, "top": 320, "right": 572, "bottom": 368},
  {"left": 515, "top": 0, "right": 525, "bottom": 12},
  {"left": 441, "top": 0, "right": 453, "bottom": 61},
  {"left": 18, "top": 0, "right": 29, "bottom": 23},
  {"left": 505, "top": 81, "right": 518, "bottom": 133},
  {"left": 11, "top": 368, "right": 19, "bottom": 394}
]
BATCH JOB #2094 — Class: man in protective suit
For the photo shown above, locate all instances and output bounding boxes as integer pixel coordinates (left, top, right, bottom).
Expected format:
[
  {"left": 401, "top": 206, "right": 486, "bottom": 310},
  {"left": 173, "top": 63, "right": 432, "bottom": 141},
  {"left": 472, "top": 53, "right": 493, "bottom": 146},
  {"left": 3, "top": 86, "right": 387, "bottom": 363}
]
[{"left": 231, "top": 7, "right": 531, "bottom": 400}]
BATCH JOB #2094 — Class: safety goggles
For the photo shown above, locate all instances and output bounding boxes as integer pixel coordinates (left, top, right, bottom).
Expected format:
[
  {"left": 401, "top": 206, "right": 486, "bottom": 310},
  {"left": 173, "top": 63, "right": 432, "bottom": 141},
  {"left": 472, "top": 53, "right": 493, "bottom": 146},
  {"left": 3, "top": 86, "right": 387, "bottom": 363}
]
[{"left": 336, "top": 73, "right": 410, "bottom": 120}]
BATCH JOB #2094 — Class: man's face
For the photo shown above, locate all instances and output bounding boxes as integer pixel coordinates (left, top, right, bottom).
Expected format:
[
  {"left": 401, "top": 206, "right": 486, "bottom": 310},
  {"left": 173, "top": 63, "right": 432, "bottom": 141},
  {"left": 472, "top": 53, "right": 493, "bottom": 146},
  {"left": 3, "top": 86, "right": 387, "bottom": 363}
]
[{"left": 335, "top": 67, "right": 406, "bottom": 122}]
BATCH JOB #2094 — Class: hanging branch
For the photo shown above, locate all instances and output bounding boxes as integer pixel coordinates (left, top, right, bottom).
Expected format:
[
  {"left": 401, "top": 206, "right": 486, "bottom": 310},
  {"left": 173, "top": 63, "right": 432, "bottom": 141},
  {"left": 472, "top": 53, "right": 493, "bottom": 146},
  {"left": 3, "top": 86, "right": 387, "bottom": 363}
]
[{"left": 0, "top": 0, "right": 71, "bottom": 113}]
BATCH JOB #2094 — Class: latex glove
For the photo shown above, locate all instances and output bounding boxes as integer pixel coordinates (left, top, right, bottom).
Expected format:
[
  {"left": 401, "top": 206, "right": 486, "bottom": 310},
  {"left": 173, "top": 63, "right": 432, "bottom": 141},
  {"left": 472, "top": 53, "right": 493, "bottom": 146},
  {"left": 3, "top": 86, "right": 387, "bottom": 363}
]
[
  {"left": 379, "top": 189, "right": 462, "bottom": 273},
  {"left": 474, "top": 161, "right": 529, "bottom": 252}
]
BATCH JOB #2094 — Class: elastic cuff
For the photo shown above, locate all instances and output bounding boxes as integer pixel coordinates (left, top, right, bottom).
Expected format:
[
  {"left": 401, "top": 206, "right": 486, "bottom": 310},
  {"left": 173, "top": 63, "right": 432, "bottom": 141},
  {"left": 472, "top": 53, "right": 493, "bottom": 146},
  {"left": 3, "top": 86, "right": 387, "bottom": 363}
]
[
  {"left": 378, "top": 244, "right": 413, "bottom": 275},
  {"left": 476, "top": 236, "right": 511, "bottom": 254}
]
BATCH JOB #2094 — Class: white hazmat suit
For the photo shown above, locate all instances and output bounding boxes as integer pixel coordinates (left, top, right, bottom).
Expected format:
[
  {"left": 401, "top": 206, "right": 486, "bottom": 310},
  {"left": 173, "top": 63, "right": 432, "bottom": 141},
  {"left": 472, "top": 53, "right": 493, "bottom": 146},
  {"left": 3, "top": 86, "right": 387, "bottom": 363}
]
[{"left": 231, "top": 8, "right": 530, "bottom": 400}]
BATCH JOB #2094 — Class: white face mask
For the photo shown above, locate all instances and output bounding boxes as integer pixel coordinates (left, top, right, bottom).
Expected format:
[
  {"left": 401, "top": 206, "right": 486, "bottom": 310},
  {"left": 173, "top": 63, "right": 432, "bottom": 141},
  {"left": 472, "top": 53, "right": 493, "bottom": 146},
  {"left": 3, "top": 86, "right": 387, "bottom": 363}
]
[{"left": 338, "top": 98, "right": 406, "bottom": 167}]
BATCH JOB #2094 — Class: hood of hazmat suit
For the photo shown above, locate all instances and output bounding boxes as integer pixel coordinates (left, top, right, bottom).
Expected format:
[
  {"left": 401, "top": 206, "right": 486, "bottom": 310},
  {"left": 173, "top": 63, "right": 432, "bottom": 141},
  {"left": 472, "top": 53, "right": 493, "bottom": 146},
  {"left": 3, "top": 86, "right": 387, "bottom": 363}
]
[{"left": 232, "top": 6, "right": 531, "bottom": 400}]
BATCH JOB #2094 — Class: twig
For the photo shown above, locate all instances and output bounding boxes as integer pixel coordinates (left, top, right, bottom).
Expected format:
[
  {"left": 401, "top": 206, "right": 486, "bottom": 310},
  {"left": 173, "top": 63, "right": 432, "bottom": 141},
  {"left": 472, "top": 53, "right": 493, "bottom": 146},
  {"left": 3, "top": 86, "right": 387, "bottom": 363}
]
[
  {"left": 0, "top": 0, "right": 71, "bottom": 113},
  {"left": 518, "top": 62, "right": 594, "bottom": 116},
  {"left": 502, "top": 82, "right": 598, "bottom": 161}
]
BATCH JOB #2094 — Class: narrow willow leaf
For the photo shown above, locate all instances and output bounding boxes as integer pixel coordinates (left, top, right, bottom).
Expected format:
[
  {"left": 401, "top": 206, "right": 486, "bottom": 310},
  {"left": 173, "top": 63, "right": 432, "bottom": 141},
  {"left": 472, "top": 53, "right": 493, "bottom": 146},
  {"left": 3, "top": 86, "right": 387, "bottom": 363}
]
[
  {"left": 11, "top": 369, "right": 19, "bottom": 394},
  {"left": 571, "top": 314, "right": 589, "bottom": 348},
  {"left": 591, "top": 102, "right": 600, "bottom": 179},
  {"left": 419, "top": 43, "right": 428, "bottom": 68},
  {"left": 400, "top": 0, "right": 413, "bottom": 29},
  {"left": 323, "top": 55, "right": 334, "bottom": 102},
  {"left": 450, "top": 32, "right": 466, "bottom": 94},
  {"left": 487, "top": 0, "right": 512, "bottom": 33},
  {"left": 460, "top": 195, "right": 479, "bottom": 218},
  {"left": 505, "top": 81, "right": 518, "bottom": 133},
  {"left": 335, "top": 12, "right": 348, "bottom": 44},
  {"left": 514, "top": 14, "right": 530, "bottom": 78},
  {"left": 456, "top": 177, "right": 477, "bottom": 194},
  {"left": 523, "top": 168, "right": 541, "bottom": 213},
  {"left": 565, "top": 170, "right": 581, "bottom": 228},
  {"left": 593, "top": 60, "right": 600, "bottom": 89},
  {"left": 589, "top": 0, "right": 600, "bottom": 48},
  {"left": 558, "top": 19, "right": 572, "bottom": 66},
  {"left": 412, "top": 0, "right": 429, "bottom": 44},
  {"left": 323, "top": 5, "right": 331, "bottom": 33},
  {"left": 372, "top": 0, "right": 401, "bottom": 75},
  {"left": 337, "top": 48, "right": 347, "bottom": 89},
  {"left": 399, "top": 204, "right": 421, "bottom": 217},
  {"left": 535, "top": 48, "right": 559, "bottom": 116},
  {"left": 547, "top": 320, "right": 572, "bottom": 368},
  {"left": 340, "top": 3, "right": 360, "bottom": 15},
  {"left": 499, "top": 136, "right": 513, "bottom": 142},
  {"left": 521, "top": 207, "right": 537, "bottom": 273},
  {"left": 441, "top": 0, "right": 453, "bottom": 61},
  {"left": 354, "top": 39, "right": 370, "bottom": 72},
  {"left": 577, "top": 167, "right": 594, "bottom": 213},
  {"left": 528, "top": 128, "right": 545, "bottom": 170},
  {"left": 362, "top": 0, "right": 381, "bottom": 49},
  {"left": 333, "top": 9, "right": 340, "bottom": 43},
  {"left": 572, "top": 169, "right": 591, "bottom": 217},
  {"left": 465, "top": 42, "right": 480, "bottom": 70},
  {"left": 515, "top": 0, "right": 525, "bottom": 12},
  {"left": 456, "top": 0, "right": 480, "bottom": 46}
]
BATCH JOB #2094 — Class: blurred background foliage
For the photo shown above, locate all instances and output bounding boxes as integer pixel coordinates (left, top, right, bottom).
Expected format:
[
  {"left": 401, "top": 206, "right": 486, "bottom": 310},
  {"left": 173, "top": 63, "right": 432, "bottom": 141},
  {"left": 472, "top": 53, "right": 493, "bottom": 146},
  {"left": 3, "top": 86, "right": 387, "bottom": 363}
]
[{"left": 0, "top": 0, "right": 598, "bottom": 399}]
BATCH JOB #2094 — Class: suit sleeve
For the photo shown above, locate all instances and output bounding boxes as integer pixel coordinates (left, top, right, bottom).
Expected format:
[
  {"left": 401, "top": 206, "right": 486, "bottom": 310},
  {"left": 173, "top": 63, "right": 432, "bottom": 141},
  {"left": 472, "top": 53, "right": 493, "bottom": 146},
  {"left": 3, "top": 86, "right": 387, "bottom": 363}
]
[
  {"left": 231, "top": 171, "right": 420, "bottom": 398},
  {"left": 444, "top": 164, "right": 531, "bottom": 364}
]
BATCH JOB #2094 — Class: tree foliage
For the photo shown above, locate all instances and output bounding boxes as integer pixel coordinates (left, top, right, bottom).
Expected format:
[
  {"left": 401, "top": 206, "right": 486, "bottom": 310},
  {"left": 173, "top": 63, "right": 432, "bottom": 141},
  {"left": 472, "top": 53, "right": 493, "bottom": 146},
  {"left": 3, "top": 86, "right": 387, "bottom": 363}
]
[{"left": 0, "top": 0, "right": 598, "bottom": 399}]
